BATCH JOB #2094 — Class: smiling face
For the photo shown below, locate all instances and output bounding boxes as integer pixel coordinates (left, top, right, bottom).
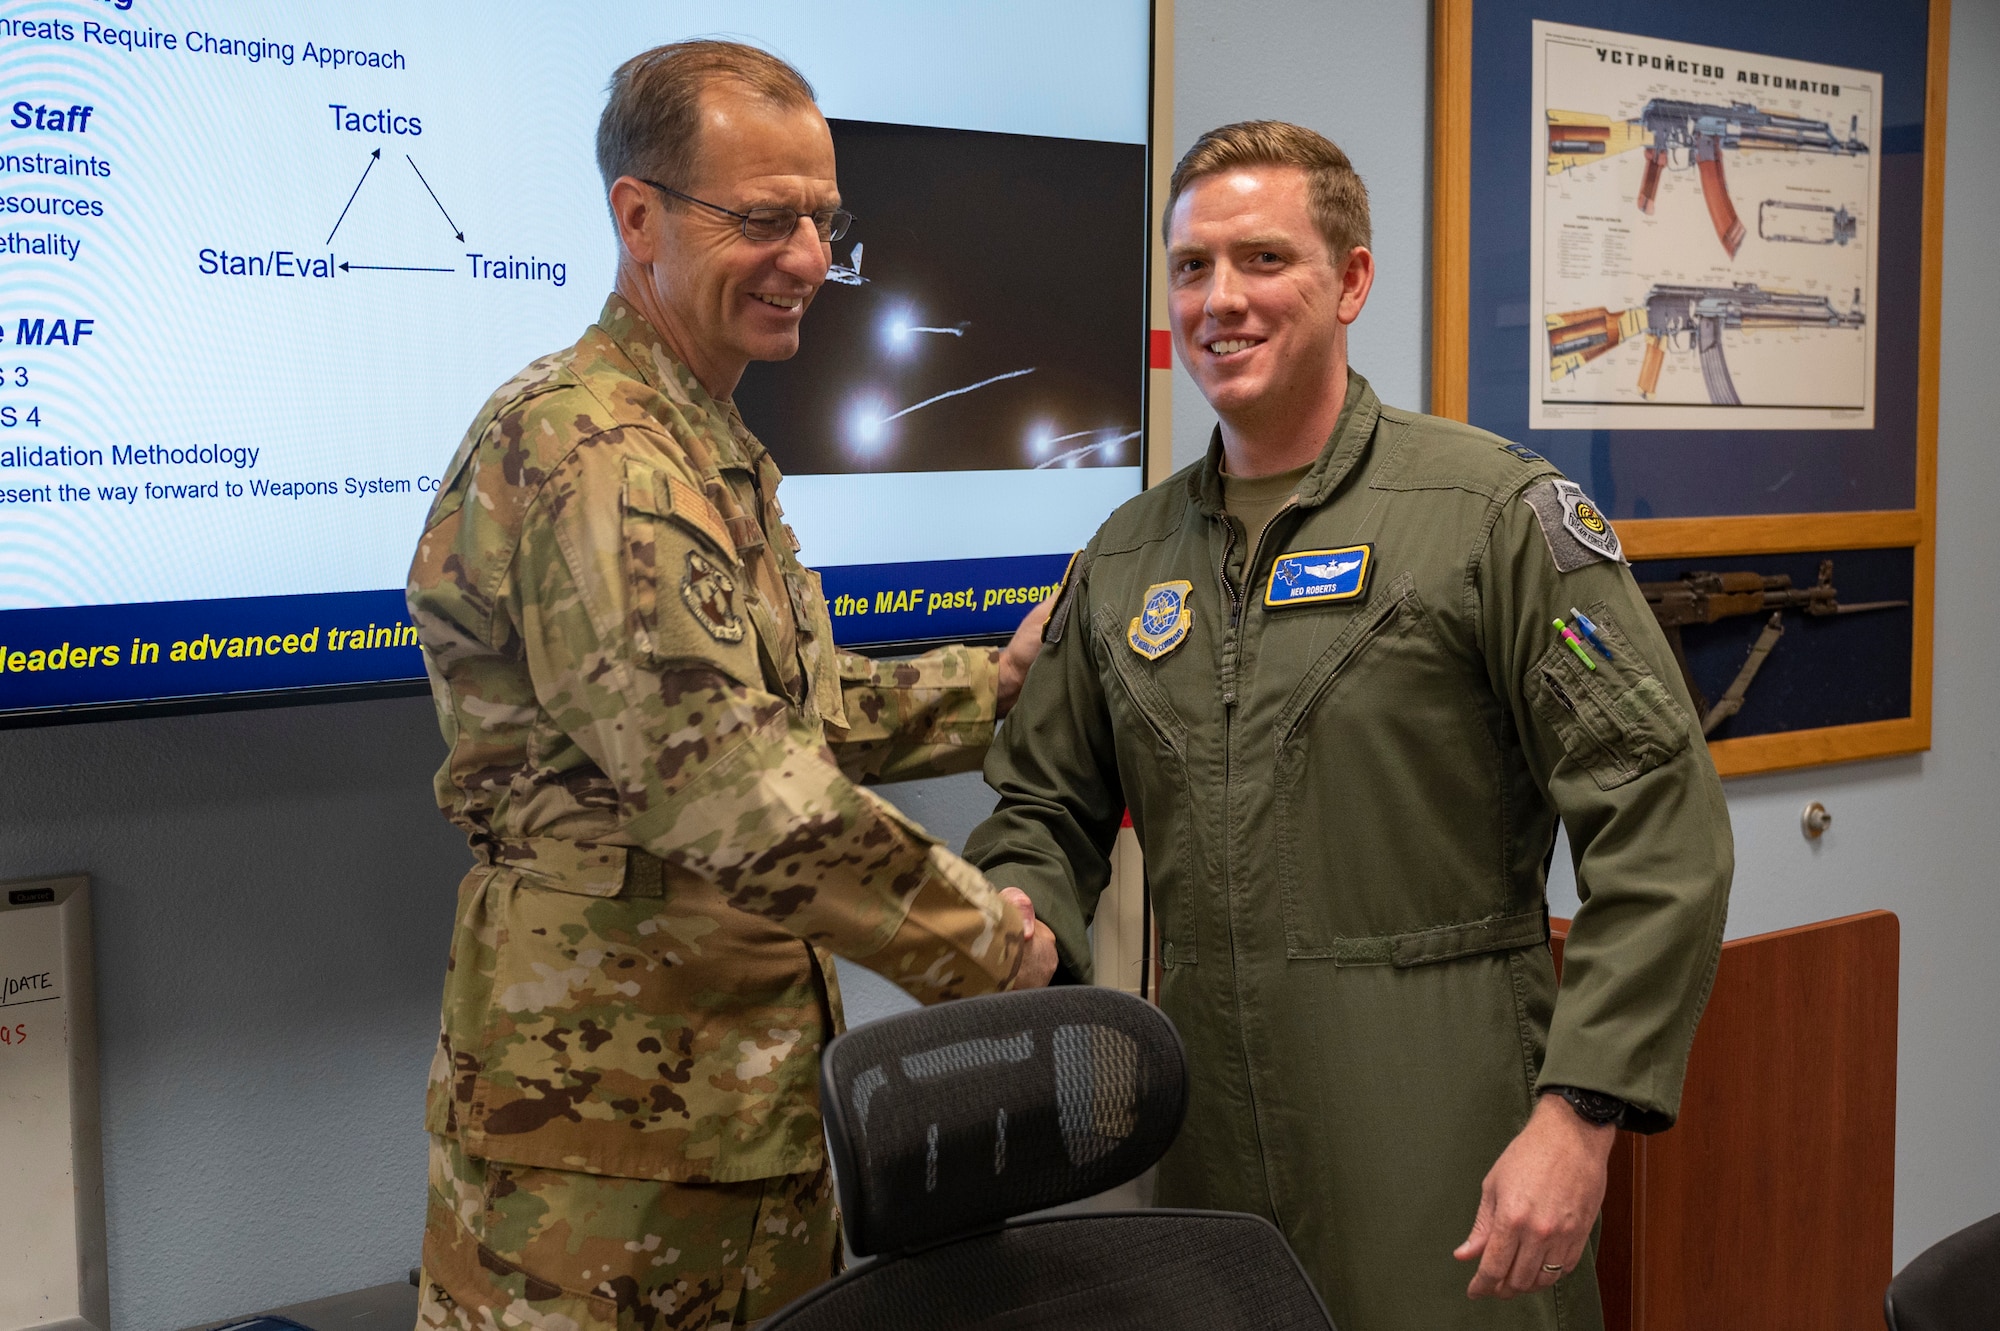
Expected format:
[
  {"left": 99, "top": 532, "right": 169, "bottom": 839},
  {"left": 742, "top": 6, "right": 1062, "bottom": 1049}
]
[
  {"left": 611, "top": 83, "right": 837, "bottom": 397},
  {"left": 1166, "top": 164, "right": 1371, "bottom": 441}
]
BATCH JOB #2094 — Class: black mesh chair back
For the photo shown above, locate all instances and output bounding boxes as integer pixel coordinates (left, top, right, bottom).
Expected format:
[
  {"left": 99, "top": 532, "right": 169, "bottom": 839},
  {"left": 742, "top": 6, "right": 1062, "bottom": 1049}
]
[
  {"left": 766, "top": 987, "right": 1335, "bottom": 1330},
  {"left": 820, "top": 985, "right": 1185, "bottom": 1255},
  {"left": 1884, "top": 1210, "right": 2000, "bottom": 1331}
]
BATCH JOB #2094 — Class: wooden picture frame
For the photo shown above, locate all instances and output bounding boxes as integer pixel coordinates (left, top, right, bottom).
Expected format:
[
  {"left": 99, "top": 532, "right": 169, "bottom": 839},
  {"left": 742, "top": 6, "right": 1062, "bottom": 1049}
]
[{"left": 1432, "top": 0, "right": 1948, "bottom": 777}]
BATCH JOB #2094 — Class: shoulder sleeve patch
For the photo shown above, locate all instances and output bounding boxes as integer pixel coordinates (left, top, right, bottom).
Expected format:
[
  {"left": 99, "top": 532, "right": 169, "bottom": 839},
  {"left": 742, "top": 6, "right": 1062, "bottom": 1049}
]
[
  {"left": 1522, "top": 479, "right": 1625, "bottom": 572},
  {"left": 619, "top": 459, "right": 760, "bottom": 685},
  {"left": 1043, "top": 550, "right": 1089, "bottom": 644}
]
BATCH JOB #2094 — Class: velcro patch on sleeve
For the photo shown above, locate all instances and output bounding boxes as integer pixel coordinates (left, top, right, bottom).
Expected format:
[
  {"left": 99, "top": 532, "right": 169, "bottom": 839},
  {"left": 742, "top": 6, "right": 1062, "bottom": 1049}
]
[
  {"left": 1522, "top": 478, "right": 1624, "bottom": 572},
  {"left": 1043, "top": 550, "right": 1087, "bottom": 644}
]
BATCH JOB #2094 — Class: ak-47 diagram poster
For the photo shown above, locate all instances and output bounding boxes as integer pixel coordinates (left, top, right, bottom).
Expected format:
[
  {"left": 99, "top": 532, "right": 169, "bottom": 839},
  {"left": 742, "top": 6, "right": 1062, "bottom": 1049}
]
[{"left": 1530, "top": 22, "right": 1882, "bottom": 430}]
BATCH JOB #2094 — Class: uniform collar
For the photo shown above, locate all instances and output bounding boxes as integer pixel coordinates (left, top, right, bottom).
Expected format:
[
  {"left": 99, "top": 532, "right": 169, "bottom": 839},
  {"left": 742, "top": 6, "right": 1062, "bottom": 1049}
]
[
  {"left": 594, "top": 293, "right": 771, "bottom": 476},
  {"left": 1188, "top": 370, "right": 1381, "bottom": 516}
]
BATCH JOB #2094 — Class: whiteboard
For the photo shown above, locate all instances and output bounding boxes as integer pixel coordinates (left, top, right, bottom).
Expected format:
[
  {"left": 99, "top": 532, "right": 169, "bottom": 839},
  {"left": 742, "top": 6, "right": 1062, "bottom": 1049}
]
[{"left": 0, "top": 877, "right": 107, "bottom": 1331}]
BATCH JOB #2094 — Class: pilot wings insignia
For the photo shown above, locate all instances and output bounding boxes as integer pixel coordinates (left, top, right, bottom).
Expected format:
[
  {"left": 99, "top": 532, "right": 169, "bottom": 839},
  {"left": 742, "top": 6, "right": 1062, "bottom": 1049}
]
[{"left": 1266, "top": 545, "right": 1373, "bottom": 608}]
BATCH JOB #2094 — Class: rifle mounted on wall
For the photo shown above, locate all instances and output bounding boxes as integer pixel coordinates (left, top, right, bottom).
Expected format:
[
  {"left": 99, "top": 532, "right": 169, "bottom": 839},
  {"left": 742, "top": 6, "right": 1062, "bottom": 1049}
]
[{"left": 1640, "top": 560, "right": 1907, "bottom": 737}]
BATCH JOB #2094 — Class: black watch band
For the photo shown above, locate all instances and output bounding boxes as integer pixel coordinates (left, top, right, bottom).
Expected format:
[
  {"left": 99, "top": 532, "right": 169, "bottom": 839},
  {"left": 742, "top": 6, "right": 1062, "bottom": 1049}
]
[{"left": 1546, "top": 1085, "right": 1627, "bottom": 1127}]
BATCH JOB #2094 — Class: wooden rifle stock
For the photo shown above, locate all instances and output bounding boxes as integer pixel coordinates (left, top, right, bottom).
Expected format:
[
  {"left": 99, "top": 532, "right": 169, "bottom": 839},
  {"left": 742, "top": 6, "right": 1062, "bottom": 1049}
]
[
  {"left": 1695, "top": 144, "right": 1747, "bottom": 256},
  {"left": 1637, "top": 334, "right": 1667, "bottom": 397},
  {"left": 1637, "top": 147, "right": 1666, "bottom": 214}
]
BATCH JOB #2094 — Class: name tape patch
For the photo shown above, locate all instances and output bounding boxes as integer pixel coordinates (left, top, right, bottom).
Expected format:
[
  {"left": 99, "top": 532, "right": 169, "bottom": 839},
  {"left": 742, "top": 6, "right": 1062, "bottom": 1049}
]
[
  {"left": 1265, "top": 545, "right": 1373, "bottom": 607},
  {"left": 1128, "top": 580, "right": 1193, "bottom": 659}
]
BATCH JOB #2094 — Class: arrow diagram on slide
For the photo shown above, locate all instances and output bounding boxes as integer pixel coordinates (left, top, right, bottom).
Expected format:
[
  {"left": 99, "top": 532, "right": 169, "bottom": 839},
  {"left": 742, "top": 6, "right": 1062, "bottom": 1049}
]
[
  {"left": 326, "top": 149, "right": 380, "bottom": 245},
  {"left": 407, "top": 156, "right": 465, "bottom": 242},
  {"left": 339, "top": 262, "right": 455, "bottom": 273}
]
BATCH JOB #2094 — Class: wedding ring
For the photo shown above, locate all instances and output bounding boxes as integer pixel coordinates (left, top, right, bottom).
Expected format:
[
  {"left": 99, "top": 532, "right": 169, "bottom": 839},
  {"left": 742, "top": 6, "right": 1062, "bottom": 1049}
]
[{"left": 1541, "top": 1263, "right": 1564, "bottom": 1274}]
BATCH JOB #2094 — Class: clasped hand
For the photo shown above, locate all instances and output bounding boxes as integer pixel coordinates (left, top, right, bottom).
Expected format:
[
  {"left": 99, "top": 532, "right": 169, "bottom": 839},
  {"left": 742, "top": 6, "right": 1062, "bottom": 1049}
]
[{"left": 999, "top": 886, "right": 1060, "bottom": 989}]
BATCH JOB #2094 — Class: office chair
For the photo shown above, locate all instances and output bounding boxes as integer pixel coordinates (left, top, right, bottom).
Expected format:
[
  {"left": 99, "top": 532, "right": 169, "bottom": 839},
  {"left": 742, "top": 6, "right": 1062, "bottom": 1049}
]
[
  {"left": 1884, "top": 1209, "right": 2000, "bottom": 1331},
  {"left": 764, "top": 986, "right": 1336, "bottom": 1330}
]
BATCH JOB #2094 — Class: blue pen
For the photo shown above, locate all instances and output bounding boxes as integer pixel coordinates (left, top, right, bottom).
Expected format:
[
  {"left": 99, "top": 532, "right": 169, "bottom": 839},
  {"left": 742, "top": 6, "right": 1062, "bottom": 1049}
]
[{"left": 1569, "top": 608, "right": 1614, "bottom": 661}]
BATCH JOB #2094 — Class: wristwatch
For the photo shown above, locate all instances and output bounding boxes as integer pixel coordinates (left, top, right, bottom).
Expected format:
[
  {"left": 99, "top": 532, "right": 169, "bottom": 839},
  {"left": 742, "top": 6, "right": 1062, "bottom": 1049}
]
[{"left": 1545, "top": 1085, "right": 1627, "bottom": 1127}]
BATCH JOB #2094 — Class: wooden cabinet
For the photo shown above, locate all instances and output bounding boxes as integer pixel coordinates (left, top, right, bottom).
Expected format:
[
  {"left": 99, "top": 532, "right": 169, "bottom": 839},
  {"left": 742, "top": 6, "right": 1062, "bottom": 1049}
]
[{"left": 1553, "top": 910, "right": 1899, "bottom": 1329}]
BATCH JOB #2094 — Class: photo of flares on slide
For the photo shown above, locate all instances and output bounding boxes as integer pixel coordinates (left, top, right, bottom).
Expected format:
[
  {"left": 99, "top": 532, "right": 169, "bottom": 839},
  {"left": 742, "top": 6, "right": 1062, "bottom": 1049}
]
[{"left": 737, "top": 119, "right": 1147, "bottom": 475}]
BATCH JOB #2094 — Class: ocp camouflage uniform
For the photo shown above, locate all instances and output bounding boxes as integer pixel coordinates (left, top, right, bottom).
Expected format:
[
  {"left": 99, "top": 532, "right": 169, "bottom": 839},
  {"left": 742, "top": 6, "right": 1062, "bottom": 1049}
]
[{"left": 406, "top": 294, "right": 1029, "bottom": 1331}]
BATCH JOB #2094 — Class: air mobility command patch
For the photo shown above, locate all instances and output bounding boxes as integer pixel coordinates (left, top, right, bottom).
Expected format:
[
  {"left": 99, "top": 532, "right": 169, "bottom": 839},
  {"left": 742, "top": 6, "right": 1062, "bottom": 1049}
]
[
  {"left": 1128, "top": 580, "right": 1193, "bottom": 659},
  {"left": 1523, "top": 478, "right": 1624, "bottom": 572},
  {"left": 681, "top": 550, "right": 746, "bottom": 642},
  {"left": 1265, "top": 545, "right": 1373, "bottom": 608}
]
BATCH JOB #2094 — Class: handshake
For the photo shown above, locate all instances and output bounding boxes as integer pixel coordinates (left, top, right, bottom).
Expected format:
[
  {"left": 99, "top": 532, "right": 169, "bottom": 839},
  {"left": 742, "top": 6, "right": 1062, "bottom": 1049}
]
[{"left": 999, "top": 886, "right": 1062, "bottom": 990}]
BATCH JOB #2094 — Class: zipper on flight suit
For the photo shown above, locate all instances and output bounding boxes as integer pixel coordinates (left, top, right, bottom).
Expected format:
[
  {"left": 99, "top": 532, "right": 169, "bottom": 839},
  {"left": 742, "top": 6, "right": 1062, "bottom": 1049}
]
[
  {"left": 1217, "top": 497, "right": 1301, "bottom": 634},
  {"left": 1214, "top": 493, "right": 1300, "bottom": 1232}
]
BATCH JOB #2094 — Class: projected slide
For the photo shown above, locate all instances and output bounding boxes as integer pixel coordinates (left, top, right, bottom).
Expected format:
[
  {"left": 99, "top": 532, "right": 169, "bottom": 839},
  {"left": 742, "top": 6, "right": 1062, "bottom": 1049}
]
[{"left": 0, "top": 1, "right": 1149, "bottom": 717}]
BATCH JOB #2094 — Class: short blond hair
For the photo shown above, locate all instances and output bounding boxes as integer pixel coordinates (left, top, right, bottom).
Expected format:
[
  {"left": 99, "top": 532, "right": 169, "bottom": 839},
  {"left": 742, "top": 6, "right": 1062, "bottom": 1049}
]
[
  {"left": 596, "top": 40, "right": 817, "bottom": 196},
  {"left": 1163, "top": 120, "right": 1372, "bottom": 260}
]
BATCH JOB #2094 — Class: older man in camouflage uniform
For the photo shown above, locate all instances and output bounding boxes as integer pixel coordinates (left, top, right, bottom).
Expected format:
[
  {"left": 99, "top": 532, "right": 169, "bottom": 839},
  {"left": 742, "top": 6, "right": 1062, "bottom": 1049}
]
[{"left": 407, "top": 42, "right": 1057, "bottom": 1330}]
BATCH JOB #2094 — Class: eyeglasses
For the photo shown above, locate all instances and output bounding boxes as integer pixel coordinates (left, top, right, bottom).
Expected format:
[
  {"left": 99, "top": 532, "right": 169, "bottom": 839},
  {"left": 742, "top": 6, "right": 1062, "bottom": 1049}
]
[{"left": 643, "top": 179, "right": 853, "bottom": 243}]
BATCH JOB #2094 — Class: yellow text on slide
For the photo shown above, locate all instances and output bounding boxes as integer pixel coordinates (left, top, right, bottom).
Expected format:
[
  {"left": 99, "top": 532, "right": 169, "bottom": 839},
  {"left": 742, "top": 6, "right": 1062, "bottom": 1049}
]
[
  {"left": 826, "top": 580, "right": 1063, "bottom": 620},
  {"left": 0, "top": 621, "right": 423, "bottom": 674}
]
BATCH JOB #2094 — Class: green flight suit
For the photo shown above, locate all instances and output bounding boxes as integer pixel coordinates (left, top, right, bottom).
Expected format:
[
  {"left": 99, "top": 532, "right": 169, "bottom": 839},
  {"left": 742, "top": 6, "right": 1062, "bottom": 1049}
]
[{"left": 964, "top": 373, "right": 1732, "bottom": 1331}]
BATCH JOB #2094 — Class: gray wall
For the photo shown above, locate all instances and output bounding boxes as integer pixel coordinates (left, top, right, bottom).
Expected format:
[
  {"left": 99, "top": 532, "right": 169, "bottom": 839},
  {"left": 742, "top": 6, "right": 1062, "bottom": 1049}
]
[
  {"left": 0, "top": 4, "right": 1991, "bottom": 1326},
  {"left": 0, "top": 697, "right": 462, "bottom": 1327}
]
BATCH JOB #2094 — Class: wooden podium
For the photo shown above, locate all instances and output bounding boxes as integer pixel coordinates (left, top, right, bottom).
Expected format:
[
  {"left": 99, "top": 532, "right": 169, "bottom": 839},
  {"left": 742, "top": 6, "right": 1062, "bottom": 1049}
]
[{"left": 1553, "top": 910, "right": 1899, "bottom": 1330}]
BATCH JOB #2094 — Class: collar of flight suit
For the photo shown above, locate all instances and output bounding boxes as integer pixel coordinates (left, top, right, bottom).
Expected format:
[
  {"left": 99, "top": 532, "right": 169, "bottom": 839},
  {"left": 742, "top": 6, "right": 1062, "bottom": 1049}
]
[
  {"left": 593, "top": 292, "right": 779, "bottom": 487},
  {"left": 1186, "top": 368, "right": 1382, "bottom": 518}
]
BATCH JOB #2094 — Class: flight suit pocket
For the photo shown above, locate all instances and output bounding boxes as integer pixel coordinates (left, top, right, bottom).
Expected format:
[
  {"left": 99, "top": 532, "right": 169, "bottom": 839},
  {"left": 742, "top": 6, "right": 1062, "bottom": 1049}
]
[
  {"left": 1093, "top": 606, "right": 1198, "bottom": 966},
  {"left": 1273, "top": 581, "right": 1511, "bottom": 954},
  {"left": 1526, "top": 605, "right": 1691, "bottom": 791},
  {"left": 620, "top": 457, "right": 759, "bottom": 683}
]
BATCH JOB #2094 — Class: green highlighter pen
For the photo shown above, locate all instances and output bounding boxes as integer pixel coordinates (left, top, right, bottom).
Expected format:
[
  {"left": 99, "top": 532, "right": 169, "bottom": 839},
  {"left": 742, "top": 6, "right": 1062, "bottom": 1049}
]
[{"left": 1553, "top": 618, "right": 1597, "bottom": 670}]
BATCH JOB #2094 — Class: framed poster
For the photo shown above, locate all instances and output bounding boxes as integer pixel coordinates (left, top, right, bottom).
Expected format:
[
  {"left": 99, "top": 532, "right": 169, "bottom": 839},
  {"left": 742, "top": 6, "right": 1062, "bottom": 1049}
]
[{"left": 1433, "top": 0, "right": 1947, "bottom": 776}]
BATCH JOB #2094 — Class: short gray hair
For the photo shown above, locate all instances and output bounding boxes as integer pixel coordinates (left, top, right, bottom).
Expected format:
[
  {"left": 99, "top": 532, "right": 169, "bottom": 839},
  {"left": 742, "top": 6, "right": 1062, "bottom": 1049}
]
[{"left": 595, "top": 40, "right": 817, "bottom": 196}]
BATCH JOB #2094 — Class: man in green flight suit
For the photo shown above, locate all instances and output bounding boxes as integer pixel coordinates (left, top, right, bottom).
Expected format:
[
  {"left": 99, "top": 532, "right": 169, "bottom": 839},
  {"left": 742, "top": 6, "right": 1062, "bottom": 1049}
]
[
  {"left": 964, "top": 121, "right": 1733, "bottom": 1330},
  {"left": 406, "top": 42, "right": 1057, "bottom": 1331}
]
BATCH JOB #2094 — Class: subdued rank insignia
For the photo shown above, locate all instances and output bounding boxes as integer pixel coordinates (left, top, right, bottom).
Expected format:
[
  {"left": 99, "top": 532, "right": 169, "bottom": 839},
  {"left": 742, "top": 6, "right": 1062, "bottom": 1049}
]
[
  {"left": 1265, "top": 545, "right": 1373, "bottom": 608},
  {"left": 1128, "top": 580, "right": 1193, "bottom": 659},
  {"left": 1502, "top": 442, "right": 1546, "bottom": 464},
  {"left": 681, "top": 550, "right": 746, "bottom": 642}
]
